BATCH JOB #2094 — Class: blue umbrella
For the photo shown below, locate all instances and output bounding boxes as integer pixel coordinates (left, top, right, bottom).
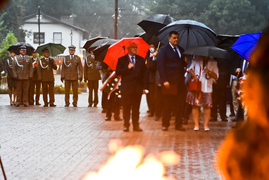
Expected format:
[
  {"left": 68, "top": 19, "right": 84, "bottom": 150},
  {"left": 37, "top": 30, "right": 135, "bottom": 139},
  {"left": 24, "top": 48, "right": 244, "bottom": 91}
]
[{"left": 231, "top": 32, "right": 262, "bottom": 61}]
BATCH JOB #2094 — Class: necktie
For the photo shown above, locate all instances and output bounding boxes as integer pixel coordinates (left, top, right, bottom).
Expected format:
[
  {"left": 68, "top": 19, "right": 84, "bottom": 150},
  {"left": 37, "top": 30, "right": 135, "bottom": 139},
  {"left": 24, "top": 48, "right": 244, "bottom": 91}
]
[
  {"left": 131, "top": 56, "right": 135, "bottom": 65},
  {"left": 174, "top": 47, "right": 180, "bottom": 58}
]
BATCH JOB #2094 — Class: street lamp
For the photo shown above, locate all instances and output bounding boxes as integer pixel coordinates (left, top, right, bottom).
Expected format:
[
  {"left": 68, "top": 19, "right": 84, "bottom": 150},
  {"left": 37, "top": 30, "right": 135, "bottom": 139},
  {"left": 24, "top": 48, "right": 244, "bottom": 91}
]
[
  {"left": 114, "top": 0, "right": 118, "bottom": 39},
  {"left": 70, "top": 29, "right": 73, "bottom": 45},
  {"left": 38, "top": 6, "right": 41, "bottom": 45}
]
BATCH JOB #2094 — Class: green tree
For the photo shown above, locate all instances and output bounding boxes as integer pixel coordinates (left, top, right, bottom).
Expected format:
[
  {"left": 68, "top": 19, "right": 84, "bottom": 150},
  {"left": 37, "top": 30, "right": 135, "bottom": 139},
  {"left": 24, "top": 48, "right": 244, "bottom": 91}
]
[
  {"left": 0, "top": 0, "right": 26, "bottom": 41},
  {"left": 202, "top": 0, "right": 267, "bottom": 34},
  {"left": 0, "top": 32, "right": 18, "bottom": 63}
]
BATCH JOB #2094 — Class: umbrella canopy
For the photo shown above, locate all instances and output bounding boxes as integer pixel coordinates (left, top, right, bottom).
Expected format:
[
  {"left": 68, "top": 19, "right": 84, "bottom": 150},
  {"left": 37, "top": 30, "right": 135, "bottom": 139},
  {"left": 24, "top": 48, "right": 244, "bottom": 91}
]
[
  {"left": 88, "top": 38, "right": 118, "bottom": 52},
  {"left": 183, "top": 46, "right": 228, "bottom": 59},
  {"left": 135, "top": 32, "right": 160, "bottom": 47},
  {"left": 36, "top": 43, "right": 66, "bottom": 57},
  {"left": 8, "top": 42, "right": 35, "bottom": 55},
  {"left": 158, "top": 20, "right": 218, "bottom": 50},
  {"left": 92, "top": 40, "right": 117, "bottom": 61},
  {"left": 103, "top": 37, "right": 149, "bottom": 70},
  {"left": 138, "top": 14, "right": 174, "bottom": 35},
  {"left": 231, "top": 32, "right": 262, "bottom": 61},
  {"left": 83, "top": 37, "right": 107, "bottom": 51}
]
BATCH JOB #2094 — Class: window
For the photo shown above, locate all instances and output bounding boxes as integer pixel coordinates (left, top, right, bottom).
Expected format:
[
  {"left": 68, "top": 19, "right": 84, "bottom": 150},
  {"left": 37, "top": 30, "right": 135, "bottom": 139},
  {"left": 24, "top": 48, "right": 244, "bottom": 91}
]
[
  {"left": 33, "top": 32, "right": 45, "bottom": 44},
  {"left": 53, "top": 32, "right": 62, "bottom": 44}
]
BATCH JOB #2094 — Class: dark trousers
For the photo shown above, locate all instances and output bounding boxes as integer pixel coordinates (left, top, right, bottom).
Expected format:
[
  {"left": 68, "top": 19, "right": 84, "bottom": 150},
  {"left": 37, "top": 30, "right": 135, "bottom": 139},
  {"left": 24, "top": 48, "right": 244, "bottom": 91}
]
[
  {"left": 235, "top": 101, "right": 244, "bottom": 121},
  {"left": 106, "top": 92, "right": 120, "bottom": 119},
  {"left": 162, "top": 83, "right": 186, "bottom": 128},
  {"left": 16, "top": 79, "right": 30, "bottom": 105},
  {"left": 65, "top": 80, "right": 78, "bottom": 105},
  {"left": 42, "top": 81, "right": 55, "bottom": 104},
  {"left": 146, "top": 83, "right": 156, "bottom": 114},
  {"left": 102, "top": 91, "right": 108, "bottom": 110},
  {"left": 88, "top": 80, "right": 99, "bottom": 106},
  {"left": 211, "top": 84, "right": 227, "bottom": 120},
  {"left": 122, "top": 92, "right": 142, "bottom": 128},
  {"left": 154, "top": 85, "right": 163, "bottom": 118},
  {"left": 29, "top": 80, "right": 41, "bottom": 104}
]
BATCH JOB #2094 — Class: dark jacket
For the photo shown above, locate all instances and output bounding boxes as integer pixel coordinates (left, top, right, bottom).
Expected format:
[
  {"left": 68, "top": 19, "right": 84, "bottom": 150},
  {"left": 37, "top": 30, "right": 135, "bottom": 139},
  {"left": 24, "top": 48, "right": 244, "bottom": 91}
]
[
  {"left": 84, "top": 55, "right": 101, "bottom": 81},
  {"left": 157, "top": 44, "right": 185, "bottom": 84},
  {"left": 116, "top": 54, "right": 147, "bottom": 94},
  {"left": 31, "top": 57, "right": 41, "bottom": 81},
  {"left": 38, "top": 57, "right": 57, "bottom": 82},
  {"left": 12, "top": 55, "right": 33, "bottom": 80}
]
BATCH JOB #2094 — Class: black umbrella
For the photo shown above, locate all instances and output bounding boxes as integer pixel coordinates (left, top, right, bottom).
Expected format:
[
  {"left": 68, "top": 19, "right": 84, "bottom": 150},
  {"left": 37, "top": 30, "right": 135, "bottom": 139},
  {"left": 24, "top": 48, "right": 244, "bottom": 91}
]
[
  {"left": 135, "top": 32, "right": 160, "bottom": 47},
  {"left": 183, "top": 46, "right": 228, "bottom": 59},
  {"left": 158, "top": 20, "right": 219, "bottom": 50},
  {"left": 88, "top": 38, "right": 118, "bottom": 52},
  {"left": 92, "top": 39, "right": 119, "bottom": 61},
  {"left": 8, "top": 42, "right": 35, "bottom": 55},
  {"left": 83, "top": 37, "right": 107, "bottom": 51},
  {"left": 138, "top": 14, "right": 174, "bottom": 35}
]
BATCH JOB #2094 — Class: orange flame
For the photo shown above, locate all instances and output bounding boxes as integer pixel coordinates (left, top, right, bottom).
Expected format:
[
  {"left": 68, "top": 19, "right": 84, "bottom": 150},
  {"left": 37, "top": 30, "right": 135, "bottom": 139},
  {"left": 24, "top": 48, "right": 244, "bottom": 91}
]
[{"left": 83, "top": 140, "right": 180, "bottom": 180}]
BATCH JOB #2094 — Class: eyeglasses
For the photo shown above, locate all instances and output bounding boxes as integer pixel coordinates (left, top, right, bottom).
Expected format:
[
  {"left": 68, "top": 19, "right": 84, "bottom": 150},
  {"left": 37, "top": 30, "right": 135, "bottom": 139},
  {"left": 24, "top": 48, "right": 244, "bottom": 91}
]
[{"left": 130, "top": 46, "right": 137, "bottom": 49}]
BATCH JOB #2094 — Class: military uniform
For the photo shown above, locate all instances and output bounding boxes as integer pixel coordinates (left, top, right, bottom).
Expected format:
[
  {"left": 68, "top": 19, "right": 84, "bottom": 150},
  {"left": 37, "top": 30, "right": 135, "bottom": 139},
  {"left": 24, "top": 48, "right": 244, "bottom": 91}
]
[
  {"left": 6, "top": 57, "right": 16, "bottom": 88},
  {"left": 12, "top": 53, "right": 33, "bottom": 106},
  {"left": 84, "top": 55, "right": 101, "bottom": 107},
  {"left": 38, "top": 57, "right": 57, "bottom": 107},
  {"left": 29, "top": 57, "right": 41, "bottom": 105},
  {"left": 61, "top": 46, "right": 83, "bottom": 107}
]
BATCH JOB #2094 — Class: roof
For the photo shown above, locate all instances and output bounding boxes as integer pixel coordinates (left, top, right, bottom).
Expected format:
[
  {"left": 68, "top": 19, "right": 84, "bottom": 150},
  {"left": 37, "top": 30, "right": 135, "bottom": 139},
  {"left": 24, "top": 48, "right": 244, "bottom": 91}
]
[{"left": 23, "top": 12, "right": 89, "bottom": 36}]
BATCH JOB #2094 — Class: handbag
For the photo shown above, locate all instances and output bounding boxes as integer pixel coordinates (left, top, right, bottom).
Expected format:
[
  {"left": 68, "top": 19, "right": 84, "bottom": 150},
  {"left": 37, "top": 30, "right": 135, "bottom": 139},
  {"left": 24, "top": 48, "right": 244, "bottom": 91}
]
[{"left": 188, "top": 64, "right": 201, "bottom": 92}]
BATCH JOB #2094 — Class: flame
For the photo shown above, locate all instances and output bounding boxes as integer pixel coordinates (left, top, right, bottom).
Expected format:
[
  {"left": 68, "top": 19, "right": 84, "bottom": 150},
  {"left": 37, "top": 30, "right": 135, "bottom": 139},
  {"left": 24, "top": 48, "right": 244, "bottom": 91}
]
[{"left": 83, "top": 140, "right": 180, "bottom": 180}]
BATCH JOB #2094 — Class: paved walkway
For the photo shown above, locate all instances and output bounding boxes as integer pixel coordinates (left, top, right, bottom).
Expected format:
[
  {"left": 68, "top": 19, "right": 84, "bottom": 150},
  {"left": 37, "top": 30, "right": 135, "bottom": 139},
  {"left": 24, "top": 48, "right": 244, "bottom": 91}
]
[{"left": 0, "top": 93, "right": 234, "bottom": 180}]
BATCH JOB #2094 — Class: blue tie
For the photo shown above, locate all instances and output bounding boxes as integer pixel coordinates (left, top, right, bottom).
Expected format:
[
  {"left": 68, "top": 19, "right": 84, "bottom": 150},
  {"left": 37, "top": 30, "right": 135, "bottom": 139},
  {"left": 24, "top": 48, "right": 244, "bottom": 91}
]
[{"left": 131, "top": 56, "right": 135, "bottom": 64}]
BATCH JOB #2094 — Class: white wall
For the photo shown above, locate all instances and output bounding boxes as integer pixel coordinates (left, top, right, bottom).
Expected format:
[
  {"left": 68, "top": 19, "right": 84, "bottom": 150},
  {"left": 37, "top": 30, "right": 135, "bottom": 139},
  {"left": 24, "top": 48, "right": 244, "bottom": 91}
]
[{"left": 22, "top": 17, "right": 86, "bottom": 56}]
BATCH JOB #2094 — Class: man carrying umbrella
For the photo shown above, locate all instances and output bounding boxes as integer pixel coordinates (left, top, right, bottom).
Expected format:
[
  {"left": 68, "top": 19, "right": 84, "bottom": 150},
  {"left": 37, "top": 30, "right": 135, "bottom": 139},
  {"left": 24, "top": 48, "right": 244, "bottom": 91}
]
[
  {"left": 37, "top": 48, "right": 57, "bottom": 107},
  {"left": 116, "top": 42, "right": 147, "bottom": 132},
  {"left": 12, "top": 45, "right": 33, "bottom": 107},
  {"left": 157, "top": 31, "right": 186, "bottom": 131},
  {"left": 61, "top": 45, "right": 83, "bottom": 107}
]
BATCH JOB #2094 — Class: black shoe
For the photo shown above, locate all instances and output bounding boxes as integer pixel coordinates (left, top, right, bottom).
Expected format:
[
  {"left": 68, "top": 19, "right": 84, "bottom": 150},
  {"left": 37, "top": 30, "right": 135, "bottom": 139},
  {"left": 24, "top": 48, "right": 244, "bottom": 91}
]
[
  {"left": 65, "top": 104, "right": 69, "bottom": 107},
  {"left": 175, "top": 126, "right": 185, "bottom": 131},
  {"left": 133, "top": 126, "right": 143, "bottom": 132},
  {"left": 24, "top": 104, "right": 29, "bottom": 107},
  {"left": 114, "top": 117, "right": 122, "bottom": 121},
  {"left": 105, "top": 117, "right": 111, "bottom": 121},
  {"left": 36, "top": 102, "right": 41, "bottom": 105},
  {"left": 93, "top": 104, "right": 97, "bottom": 107},
  {"left": 210, "top": 118, "right": 217, "bottom": 121},
  {"left": 155, "top": 116, "right": 160, "bottom": 121},
  {"left": 44, "top": 104, "right": 48, "bottom": 107},
  {"left": 123, "top": 127, "right": 129, "bottom": 132},
  {"left": 221, "top": 118, "right": 228, "bottom": 122},
  {"left": 50, "top": 104, "right": 56, "bottom": 107},
  {"left": 88, "top": 104, "right": 92, "bottom": 107},
  {"left": 15, "top": 104, "right": 20, "bottom": 107},
  {"left": 73, "top": 104, "right": 77, "bottom": 107},
  {"left": 162, "top": 126, "right": 168, "bottom": 131},
  {"left": 29, "top": 103, "right": 34, "bottom": 105}
]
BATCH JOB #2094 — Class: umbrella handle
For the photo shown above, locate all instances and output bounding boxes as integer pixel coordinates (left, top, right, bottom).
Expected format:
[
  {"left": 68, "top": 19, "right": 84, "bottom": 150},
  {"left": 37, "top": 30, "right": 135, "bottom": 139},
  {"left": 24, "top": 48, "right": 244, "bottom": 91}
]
[{"left": 157, "top": 42, "right": 161, "bottom": 50}]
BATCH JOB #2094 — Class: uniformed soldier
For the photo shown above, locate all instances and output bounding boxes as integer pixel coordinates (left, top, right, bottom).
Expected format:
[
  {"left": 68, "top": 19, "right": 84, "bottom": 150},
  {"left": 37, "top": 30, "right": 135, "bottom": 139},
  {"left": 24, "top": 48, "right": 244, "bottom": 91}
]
[
  {"left": 84, "top": 51, "right": 101, "bottom": 107},
  {"left": 12, "top": 45, "right": 33, "bottom": 107},
  {"left": 29, "top": 50, "right": 41, "bottom": 105},
  {"left": 61, "top": 45, "right": 83, "bottom": 107},
  {"left": 6, "top": 50, "right": 17, "bottom": 105},
  {"left": 38, "top": 48, "right": 57, "bottom": 107}
]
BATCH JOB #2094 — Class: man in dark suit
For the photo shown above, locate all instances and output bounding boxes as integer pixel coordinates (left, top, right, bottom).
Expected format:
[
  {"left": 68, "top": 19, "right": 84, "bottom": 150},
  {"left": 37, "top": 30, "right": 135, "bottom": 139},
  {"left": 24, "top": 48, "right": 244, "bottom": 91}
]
[
  {"left": 157, "top": 31, "right": 186, "bottom": 131},
  {"left": 116, "top": 42, "right": 147, "bottom": 132},
  {"left": 38, "top": 48, "right": 57, "bottom": 107}
]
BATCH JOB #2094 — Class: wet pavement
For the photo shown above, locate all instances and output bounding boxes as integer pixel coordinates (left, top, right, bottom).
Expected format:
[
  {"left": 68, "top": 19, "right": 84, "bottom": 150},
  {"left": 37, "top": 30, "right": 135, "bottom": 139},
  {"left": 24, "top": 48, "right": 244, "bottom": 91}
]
[{"left": 0, "top": 93, "right": 234, "bottom": 180}]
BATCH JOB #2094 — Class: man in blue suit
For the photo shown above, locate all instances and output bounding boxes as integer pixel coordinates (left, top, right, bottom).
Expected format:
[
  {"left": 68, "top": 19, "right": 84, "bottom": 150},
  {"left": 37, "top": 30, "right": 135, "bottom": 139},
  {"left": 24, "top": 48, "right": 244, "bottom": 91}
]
[
  {"left": 157, "top": 31, "right": 186, "bottom": 131},
  {"left": 116, "top": 42, "right": 147, "bottom": 132}
]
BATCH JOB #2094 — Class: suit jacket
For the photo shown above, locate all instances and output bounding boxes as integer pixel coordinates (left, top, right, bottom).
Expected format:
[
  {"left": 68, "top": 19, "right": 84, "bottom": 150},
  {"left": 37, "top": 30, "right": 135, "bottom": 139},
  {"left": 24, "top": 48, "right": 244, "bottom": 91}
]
[
  {"left": 38, "top": 57, "right": 57, "bottom": 82},
  {"left": 31, "top": 57, "right": 41, "bottom": 81},
  {"left": 84, "top": 55, "right": 101, "bottom": 81},
  {"left": 157, "top": 44, "right": 185, "bottom": 84},
  {"left": 61, "top": 55, "right": 83, "bottom": 80},
  {"left": 116, "top": 54, "right": 147, "bottom": 94},
  {"left": 12, "top": 55, "right": 33, "bottom": 80}
]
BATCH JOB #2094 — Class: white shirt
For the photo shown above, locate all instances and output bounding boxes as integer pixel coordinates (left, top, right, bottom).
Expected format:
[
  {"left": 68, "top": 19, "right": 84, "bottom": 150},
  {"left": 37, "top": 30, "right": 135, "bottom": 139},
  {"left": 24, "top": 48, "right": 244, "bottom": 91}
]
[
  {"left": 189, "top": 56, "right": 219, "bottom": 93},
  {"left": 169, "top": 42, "right": 181, "bottom": 58}
]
